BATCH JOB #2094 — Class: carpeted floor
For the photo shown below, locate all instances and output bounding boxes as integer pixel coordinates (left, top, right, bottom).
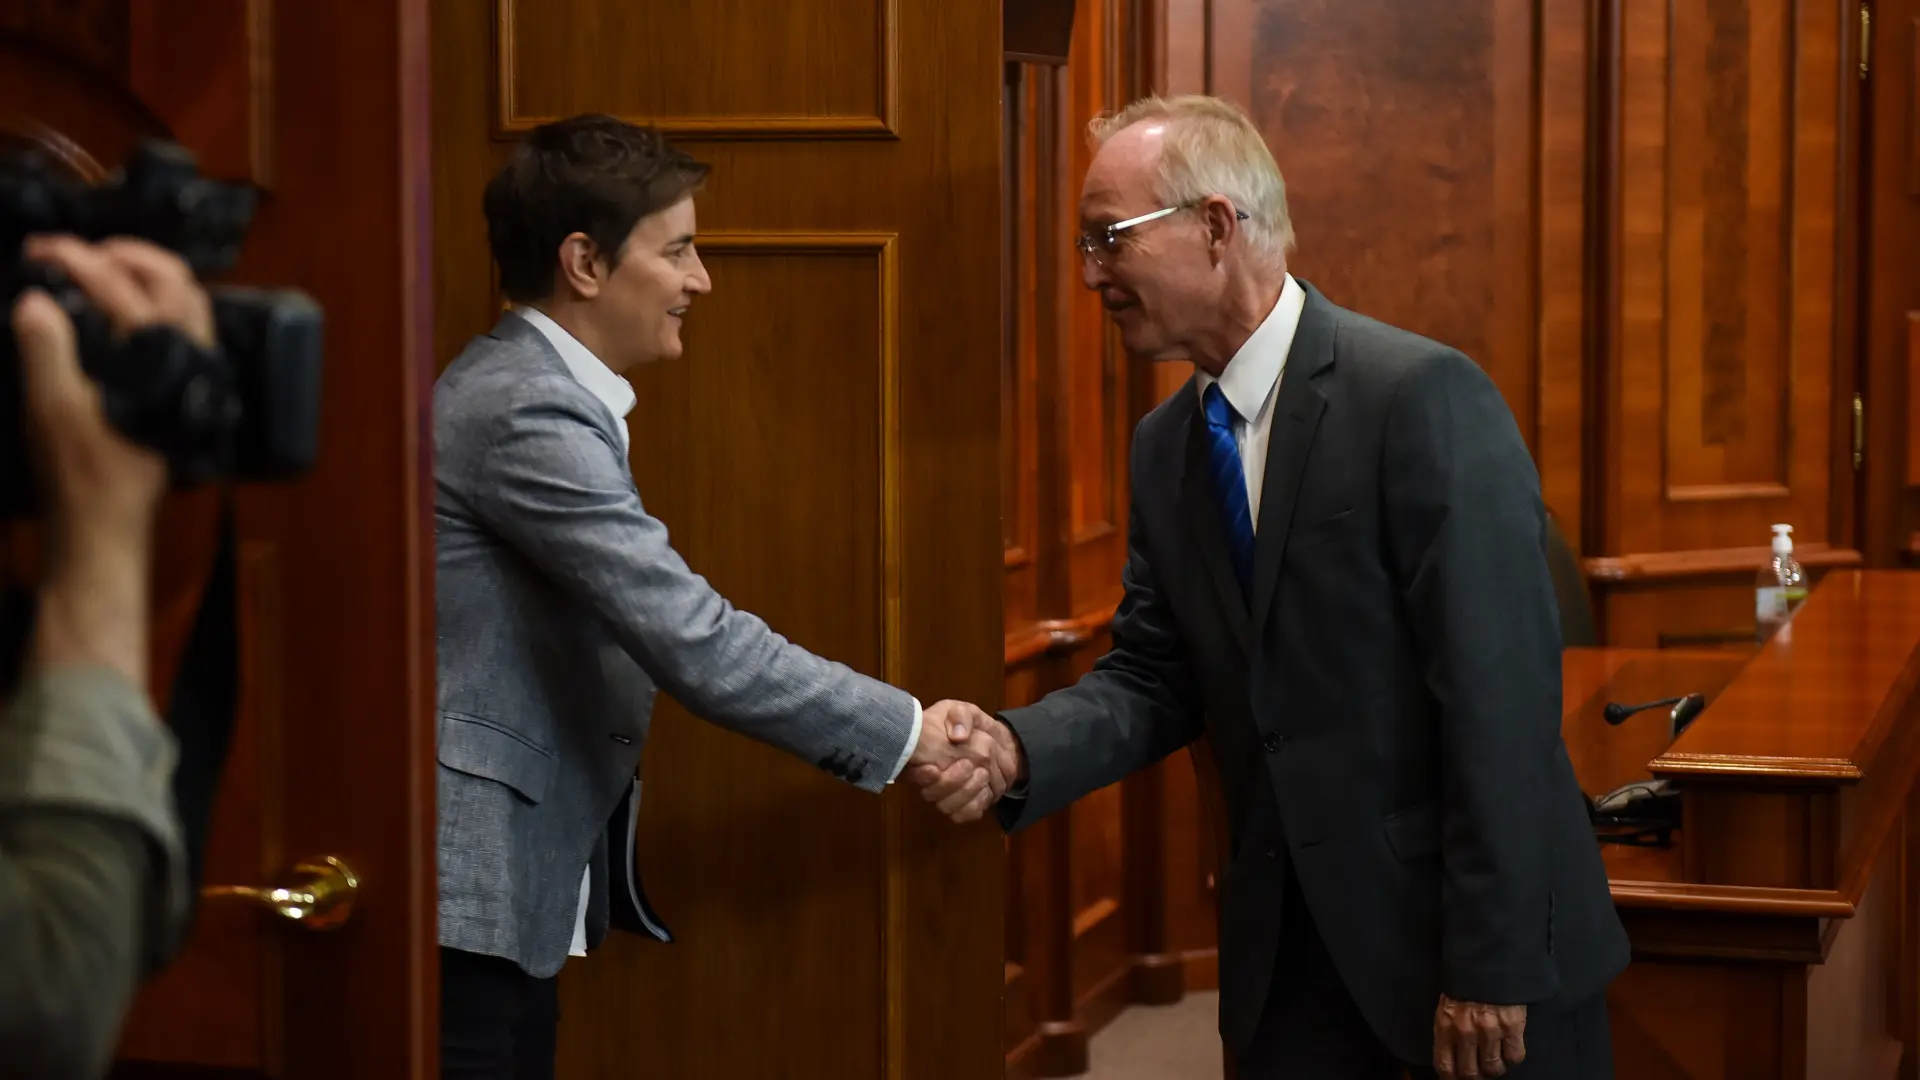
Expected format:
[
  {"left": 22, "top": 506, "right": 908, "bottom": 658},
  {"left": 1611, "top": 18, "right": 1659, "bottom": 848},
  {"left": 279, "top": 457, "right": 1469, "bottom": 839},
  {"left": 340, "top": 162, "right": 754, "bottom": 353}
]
[{"left": 1083, "top": 992, "right": 1224, "bottom": 1080}]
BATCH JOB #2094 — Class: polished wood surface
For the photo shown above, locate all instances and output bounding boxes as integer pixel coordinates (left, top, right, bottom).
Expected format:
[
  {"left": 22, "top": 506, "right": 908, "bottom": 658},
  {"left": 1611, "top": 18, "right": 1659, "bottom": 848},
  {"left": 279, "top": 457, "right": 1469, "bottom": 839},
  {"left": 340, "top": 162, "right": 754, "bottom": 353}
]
[
  {"left": 1561, "top": 649, "right": 1748, "bottom": 809},
  {"left": 1652, "top": 572, "right": 1920, "bottom": 777},
  {"left": 3, "top": 2, "right": 439, "bottom": 1076},
  {"left": 434, "top": 0, "right": 1005, "bottom": 1076},
  {"left": 1557, "top": 576, "right": 1920, "bottom": 1079}
]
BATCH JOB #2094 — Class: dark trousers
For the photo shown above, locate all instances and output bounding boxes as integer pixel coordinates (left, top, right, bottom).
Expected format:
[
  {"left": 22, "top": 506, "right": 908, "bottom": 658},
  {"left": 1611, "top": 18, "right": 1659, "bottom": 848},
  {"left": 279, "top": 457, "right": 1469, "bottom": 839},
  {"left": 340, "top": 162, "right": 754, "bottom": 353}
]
[
  {"left": 440, "top": 946, "right": 560, "bottom": 1080},
  {"left": 1237, "top": 874, "right": 1615, "bottom": 1080}
]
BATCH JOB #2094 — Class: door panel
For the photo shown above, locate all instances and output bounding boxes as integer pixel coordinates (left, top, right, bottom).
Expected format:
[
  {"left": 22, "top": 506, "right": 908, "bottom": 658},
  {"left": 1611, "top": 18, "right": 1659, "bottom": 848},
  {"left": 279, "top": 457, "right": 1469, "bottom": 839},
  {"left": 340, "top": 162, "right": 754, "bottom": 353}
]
[
  {"left": 0, "top": 2, "right": 437, "bottom": 1076},
  {"left": 432, "top": 0, "right": 1005, "bottom": 1077}
]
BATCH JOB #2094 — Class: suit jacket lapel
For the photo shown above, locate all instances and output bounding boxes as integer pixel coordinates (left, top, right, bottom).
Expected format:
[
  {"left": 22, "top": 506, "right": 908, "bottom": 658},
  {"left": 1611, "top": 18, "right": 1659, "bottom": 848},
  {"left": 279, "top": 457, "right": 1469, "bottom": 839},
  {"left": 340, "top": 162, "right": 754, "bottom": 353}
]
[
  {"left": 1175, "top": 389, "right": 1256, "bottom": 655},
  {"left": 1249, "top": 285, "right": 1337, "bottom": 634}
]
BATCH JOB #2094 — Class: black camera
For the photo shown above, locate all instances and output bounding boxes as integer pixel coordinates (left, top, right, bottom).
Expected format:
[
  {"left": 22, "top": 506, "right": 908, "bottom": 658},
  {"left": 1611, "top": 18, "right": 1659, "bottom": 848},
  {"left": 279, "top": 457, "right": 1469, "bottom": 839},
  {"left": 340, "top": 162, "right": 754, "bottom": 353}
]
[{"left": 0, "top": 139, "right": 324, "bottom": 518}]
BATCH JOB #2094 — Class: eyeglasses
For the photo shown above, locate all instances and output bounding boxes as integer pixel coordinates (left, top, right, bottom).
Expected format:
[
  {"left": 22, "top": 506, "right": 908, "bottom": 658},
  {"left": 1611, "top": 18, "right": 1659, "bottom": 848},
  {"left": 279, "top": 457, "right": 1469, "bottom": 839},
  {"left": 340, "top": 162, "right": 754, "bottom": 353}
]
[{"left": 1074, "top": 200, "right": 1252, "bottom": 267}]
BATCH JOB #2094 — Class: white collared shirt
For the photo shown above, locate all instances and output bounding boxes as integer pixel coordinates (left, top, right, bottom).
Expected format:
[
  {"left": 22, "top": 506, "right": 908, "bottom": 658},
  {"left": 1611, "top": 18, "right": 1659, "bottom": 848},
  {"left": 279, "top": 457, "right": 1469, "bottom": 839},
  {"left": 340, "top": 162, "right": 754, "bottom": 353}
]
[
  {"left": 515, "top": 306, "right": 924, "bottom": 960},
  {"left": 1193, "top": 274, "right": 1306, "bottom": 529},
  {"left": 519, "top": 307, "right": 637, "bottom": 451}
]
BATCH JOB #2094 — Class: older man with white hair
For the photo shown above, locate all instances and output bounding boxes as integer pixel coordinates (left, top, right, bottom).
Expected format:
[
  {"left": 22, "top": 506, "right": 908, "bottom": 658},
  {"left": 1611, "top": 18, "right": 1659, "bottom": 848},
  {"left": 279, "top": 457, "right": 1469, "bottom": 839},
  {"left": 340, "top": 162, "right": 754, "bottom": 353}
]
[{"left": 912, "top": 94, "right": 1629, "bottom": 1079}]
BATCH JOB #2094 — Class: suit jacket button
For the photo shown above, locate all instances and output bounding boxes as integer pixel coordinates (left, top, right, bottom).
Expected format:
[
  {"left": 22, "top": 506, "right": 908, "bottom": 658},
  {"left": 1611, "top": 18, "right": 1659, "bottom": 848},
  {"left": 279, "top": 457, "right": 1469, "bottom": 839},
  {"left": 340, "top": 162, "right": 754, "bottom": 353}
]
[
  {"left": 1265, "top": 844, "right": 1281, "bottom": 860},
  {"left": 1263, "top": 733, "right": 1283, "bottom": 753}
]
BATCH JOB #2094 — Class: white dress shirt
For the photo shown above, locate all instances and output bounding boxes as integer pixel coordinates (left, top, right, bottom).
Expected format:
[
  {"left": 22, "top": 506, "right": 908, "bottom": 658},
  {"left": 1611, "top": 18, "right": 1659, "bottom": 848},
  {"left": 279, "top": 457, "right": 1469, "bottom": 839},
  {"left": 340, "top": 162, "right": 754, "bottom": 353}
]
[
  {"left": 515, "top": 307, "right": 924, "bottom": 959},
  {"left": 1193, "top": 274, "right": 1306, "bottom": 529}
]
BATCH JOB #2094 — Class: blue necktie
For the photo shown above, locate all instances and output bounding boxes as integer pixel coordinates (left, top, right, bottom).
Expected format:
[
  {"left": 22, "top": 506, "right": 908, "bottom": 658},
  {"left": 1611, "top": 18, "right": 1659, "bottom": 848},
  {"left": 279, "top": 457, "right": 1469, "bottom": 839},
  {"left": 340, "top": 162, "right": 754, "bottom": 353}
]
[{"left": 1202, "top": 384, "right": 1255, "bottom": 601}]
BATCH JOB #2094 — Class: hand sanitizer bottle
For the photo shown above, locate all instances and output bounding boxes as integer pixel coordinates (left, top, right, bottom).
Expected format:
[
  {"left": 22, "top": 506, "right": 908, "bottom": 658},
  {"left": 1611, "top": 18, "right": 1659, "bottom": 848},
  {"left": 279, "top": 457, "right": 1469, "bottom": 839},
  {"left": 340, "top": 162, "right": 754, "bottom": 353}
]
[{"left": 1755, "top": 524, "right": 1807, "bottom": 641}]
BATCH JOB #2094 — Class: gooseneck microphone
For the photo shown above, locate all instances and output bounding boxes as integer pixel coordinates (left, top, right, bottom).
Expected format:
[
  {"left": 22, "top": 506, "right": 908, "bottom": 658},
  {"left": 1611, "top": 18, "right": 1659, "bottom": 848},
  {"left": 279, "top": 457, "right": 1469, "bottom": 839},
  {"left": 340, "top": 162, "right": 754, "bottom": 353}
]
[
  {"left": 1603, "top": 692, "right": 1707, "bottom": 730},
  {"left": 1603, "top": 696, "right": 1685, "bottom": 725}
]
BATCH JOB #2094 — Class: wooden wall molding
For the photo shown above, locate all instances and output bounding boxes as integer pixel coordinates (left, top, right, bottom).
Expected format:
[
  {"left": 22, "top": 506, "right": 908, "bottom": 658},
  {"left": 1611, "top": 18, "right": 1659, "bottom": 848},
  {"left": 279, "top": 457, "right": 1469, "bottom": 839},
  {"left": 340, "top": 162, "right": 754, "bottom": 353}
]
[
  {"left": 1005, "top": 604, "right": 1118, "bottom": 667},
  {"left": 127, "top": 0, "right": 276, "bottom": 185},
  {"left": 1001, "top": 3, "right": 1215, "bottom": 1074},
  {"left": 687, "top": 236, "right": 920, "bottom": 1057},
  {"left": 1906, "top": 312, "right": 1920, "bottom": 484},
  {"left": 695, "top": 231, "right": 904, "bottom": 676},
  {"left": 492, "top": 0, "right": 899, "bottom": 139},
  {"left": 1910, "top": 17, "right": 1920, "bottom": 195},
  {"left": 1584, "top": 543, "right": 1865, "bottom": 582}
]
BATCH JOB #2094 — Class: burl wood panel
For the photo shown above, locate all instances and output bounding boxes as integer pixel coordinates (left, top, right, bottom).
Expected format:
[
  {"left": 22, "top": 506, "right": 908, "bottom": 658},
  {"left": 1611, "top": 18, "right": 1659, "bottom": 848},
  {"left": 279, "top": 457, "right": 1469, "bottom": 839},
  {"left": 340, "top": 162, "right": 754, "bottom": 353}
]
[
  {"left": 1605, "top": 0, "right": 1841, "bottom": 557},
  {"left": 495, "top": 0, "right": 892, "bottom": 136},
  {"left": 1222, "top": 0, "right": 1541, "bottom": 446},
  {"left": 1665, "top": 0, "right": 1790, "bottom": 492}
]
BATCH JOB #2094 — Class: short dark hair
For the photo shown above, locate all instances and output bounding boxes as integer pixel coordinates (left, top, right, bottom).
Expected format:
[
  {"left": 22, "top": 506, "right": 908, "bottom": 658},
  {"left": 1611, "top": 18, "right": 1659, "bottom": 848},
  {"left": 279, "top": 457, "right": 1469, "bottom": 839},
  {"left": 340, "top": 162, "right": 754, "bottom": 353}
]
[{"left": 483, "top": 114, "right": 711, "bottom": 303}]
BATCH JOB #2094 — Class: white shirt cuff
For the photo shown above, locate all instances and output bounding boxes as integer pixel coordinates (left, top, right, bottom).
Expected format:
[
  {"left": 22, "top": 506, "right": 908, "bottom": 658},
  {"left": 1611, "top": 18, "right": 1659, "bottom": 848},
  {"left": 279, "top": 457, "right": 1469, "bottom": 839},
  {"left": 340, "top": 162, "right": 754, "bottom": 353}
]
[{"left": 884, "top": 697, "right": 923, "bottom": 784}]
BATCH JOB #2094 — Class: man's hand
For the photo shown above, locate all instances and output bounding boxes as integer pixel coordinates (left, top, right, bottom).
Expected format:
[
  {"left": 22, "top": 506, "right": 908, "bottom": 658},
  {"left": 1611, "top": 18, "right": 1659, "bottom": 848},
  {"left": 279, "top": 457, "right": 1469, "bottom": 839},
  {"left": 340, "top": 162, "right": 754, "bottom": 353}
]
[
  {"left": 904, "top": 700, "right": 1025, "bottom": 824},
  {"left": 1433, "top": 995, "right": 1526, "bottom": 1079},
  {"left": 13, "top": 235, "right": 212, "bottom": 684}
]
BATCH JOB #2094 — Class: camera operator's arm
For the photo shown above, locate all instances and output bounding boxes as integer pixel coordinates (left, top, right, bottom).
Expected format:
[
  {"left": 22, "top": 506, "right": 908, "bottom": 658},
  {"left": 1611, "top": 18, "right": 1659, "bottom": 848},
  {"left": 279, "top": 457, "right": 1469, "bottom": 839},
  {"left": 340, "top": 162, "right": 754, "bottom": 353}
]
[{"left": 0, "top": 237, "right": 201, "bottom": 1080}]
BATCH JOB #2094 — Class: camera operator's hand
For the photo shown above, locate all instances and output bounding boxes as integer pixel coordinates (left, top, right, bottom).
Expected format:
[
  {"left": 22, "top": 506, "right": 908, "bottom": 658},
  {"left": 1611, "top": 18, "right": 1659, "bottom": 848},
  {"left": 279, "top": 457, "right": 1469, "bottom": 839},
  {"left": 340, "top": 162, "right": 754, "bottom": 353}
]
[{"left": 11, "top": 236, "right": 213, "bottom": 684}]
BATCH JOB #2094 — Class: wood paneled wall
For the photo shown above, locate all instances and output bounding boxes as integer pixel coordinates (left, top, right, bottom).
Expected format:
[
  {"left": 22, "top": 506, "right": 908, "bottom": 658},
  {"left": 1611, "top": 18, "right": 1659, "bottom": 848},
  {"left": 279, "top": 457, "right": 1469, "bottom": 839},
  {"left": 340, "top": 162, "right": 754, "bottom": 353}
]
[
  {"left": 1000, "top": 1, "right": 1222, "bottom": 1076},
  {"left": 1004, "top": 0, "right": 1920, "bottom": 1074},
  {"left": 433, "top": 3, "right": 1005, "bottom": 1079},
  {"left": 1203, "top": 0, "right": 1878, "bottom": 647}
]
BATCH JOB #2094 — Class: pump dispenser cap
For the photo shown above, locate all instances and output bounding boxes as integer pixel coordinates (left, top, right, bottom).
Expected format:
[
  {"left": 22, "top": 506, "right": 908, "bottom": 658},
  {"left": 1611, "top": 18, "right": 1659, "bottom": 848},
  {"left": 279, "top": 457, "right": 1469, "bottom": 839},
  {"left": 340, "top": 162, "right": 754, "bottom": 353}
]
[{"left": 1771, "top": 523, "right": 1794, "bottom": 556}]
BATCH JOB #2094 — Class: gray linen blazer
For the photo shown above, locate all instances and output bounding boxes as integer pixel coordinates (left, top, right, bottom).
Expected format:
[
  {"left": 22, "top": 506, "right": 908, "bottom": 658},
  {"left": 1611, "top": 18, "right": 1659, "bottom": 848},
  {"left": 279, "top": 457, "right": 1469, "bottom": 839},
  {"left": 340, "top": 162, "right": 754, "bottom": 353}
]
[{"left": 434, "top": 313, "right": 915, "bottom": 977}]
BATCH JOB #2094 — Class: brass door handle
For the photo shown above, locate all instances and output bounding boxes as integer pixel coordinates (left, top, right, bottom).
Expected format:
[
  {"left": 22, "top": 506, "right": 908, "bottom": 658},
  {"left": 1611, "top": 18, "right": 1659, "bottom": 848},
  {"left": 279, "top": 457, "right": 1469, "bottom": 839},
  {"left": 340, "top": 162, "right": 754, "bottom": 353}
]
[{"left": 203, "top": 855, "right": 360, "bottom": 930}]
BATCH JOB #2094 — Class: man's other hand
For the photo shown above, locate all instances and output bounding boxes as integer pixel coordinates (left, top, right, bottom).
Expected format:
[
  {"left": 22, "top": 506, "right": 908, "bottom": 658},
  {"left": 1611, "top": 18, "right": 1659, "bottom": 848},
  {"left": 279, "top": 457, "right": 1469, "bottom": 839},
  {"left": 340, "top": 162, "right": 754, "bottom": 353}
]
[{"left": 1433, "top": 995, "right": 1527, "bottom": 1079}]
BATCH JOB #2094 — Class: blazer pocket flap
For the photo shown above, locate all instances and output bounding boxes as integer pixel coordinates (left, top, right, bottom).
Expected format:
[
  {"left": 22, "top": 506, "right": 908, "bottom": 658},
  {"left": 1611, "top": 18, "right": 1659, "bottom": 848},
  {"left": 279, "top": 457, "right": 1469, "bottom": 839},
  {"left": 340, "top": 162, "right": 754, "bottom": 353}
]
[
  {"left": 1384, "top": 800, "right": 1441, "bottom": 861},
  {"left": 1290, "top": 507, "right": 1357, "bottom": 550},
  {"left": 438, "top": 713, "right": 556, "bottom": 804}
]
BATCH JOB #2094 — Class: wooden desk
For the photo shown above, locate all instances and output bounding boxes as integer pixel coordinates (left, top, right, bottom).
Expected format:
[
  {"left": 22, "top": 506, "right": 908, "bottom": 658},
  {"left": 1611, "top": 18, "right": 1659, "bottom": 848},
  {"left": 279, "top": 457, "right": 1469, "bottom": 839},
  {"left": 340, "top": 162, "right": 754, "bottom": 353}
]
[{"left": 1565, "top": 571, "right": 1920, "bottom": 1080}]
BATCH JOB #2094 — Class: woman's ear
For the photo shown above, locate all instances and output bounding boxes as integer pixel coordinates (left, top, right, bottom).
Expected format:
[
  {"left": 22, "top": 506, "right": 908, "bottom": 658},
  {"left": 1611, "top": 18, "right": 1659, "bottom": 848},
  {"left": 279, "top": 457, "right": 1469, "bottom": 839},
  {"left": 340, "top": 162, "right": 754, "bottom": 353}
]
[{"left": 556, "top": 233, "right": 604, "bottom": 300}]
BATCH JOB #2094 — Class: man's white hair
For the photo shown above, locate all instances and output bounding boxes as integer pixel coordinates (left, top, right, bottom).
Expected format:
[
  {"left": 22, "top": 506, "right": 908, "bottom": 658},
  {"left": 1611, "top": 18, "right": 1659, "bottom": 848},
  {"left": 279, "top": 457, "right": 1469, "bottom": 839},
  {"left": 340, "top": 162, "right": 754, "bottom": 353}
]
[{"left": 1090, "top": 94, "right": 1294, "bottom": 266}]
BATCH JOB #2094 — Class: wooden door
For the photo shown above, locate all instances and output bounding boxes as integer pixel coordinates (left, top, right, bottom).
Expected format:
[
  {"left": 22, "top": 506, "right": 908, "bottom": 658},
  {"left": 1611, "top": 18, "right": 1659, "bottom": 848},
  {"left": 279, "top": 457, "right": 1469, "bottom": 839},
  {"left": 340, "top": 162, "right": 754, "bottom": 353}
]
[
  {"left": 0, "top": 3, "right": 438, "bottom": 1076},
  {"left": 432, "top": 2, "right": 1003, "bottom": 1079}
]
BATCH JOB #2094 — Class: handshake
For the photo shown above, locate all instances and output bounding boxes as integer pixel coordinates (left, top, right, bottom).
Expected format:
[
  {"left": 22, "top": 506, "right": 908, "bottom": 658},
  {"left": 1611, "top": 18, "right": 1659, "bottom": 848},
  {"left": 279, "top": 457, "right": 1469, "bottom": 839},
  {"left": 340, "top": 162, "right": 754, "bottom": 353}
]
[{"left": 902, "top": 701, "right": 1027, "bottom": 823}]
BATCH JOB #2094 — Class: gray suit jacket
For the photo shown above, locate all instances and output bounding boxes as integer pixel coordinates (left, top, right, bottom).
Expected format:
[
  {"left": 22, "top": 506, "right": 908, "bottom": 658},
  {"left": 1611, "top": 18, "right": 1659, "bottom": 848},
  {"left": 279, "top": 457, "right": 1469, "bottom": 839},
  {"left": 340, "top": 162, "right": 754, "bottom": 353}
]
[{"left": 435, "top": 313, "right": 916, "bottom": 977}]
